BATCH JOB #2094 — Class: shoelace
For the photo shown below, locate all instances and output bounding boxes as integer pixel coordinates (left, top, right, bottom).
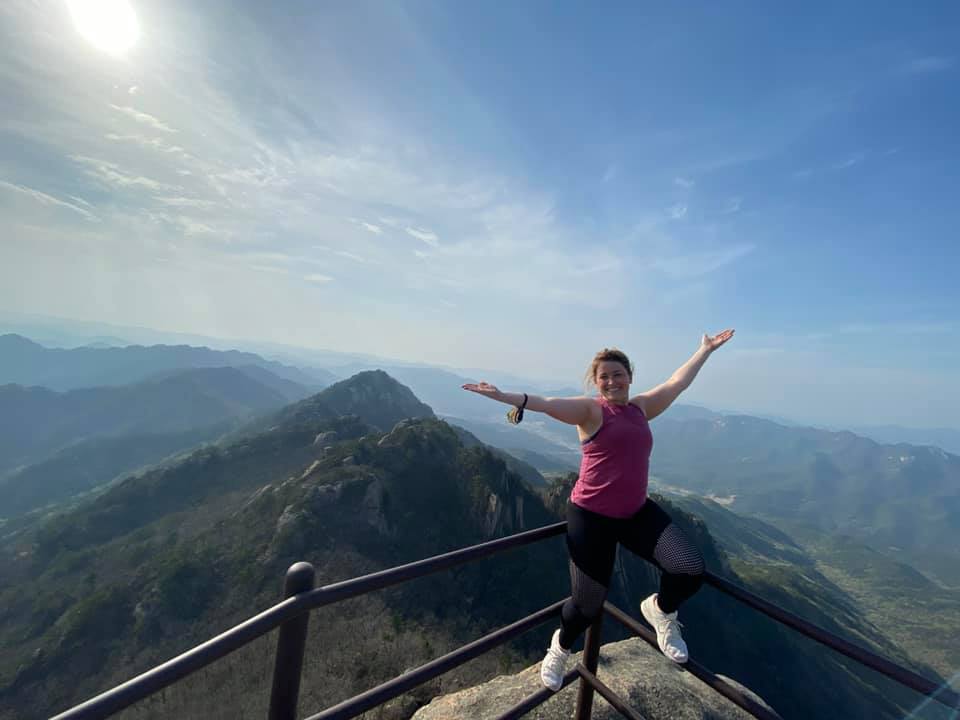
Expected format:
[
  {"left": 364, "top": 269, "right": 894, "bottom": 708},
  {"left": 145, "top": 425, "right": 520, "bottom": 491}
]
[{"left": 656, "top": 616, "right": 683, "bottom": 636}]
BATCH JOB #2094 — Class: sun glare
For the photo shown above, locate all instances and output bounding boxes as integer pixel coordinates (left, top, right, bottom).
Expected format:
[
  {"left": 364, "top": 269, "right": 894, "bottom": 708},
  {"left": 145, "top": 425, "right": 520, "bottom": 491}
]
[{"left": 67, "top": 0, "right": 140, "bottom": 55}]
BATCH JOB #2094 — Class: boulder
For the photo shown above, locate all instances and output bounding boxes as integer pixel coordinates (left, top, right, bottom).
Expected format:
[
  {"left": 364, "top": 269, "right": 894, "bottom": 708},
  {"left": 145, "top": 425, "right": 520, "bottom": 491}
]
[
  {"left": 313, "top": 430, "right": 339, "bottom": 446},
  {"left": 412, "top": 637, "right": 780, "bottom": 720}
]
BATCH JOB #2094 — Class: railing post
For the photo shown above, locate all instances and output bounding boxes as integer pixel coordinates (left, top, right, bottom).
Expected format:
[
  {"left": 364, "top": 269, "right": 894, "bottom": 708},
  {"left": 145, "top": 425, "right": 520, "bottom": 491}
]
[
  {"left": 574, "top": 615, "right": 603, "bottom": 720},
  {"left": 268, "top": 562, "right": 316, "bottom": 720}
]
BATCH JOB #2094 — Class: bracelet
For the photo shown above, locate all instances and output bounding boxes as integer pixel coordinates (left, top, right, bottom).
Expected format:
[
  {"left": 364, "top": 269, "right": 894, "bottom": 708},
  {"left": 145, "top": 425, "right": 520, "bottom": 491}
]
[{"left": 507, "top": 393, "right": 528, "bottom": 425}]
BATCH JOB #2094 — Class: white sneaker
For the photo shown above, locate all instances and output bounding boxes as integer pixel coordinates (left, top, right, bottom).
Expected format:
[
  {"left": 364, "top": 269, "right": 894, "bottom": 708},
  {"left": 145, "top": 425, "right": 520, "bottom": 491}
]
[
  {"left": 539, "top": 629, "right": 570, "bottom": 691},
  {"left": 640, "top": 594, "right": 689, "bottom": 664}
]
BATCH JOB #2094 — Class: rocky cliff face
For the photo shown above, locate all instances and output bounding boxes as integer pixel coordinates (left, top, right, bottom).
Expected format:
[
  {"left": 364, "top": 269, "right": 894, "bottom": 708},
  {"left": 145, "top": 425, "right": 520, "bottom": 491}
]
[{"left": 412, "top": 637, "right": 780, "bottom": 720}]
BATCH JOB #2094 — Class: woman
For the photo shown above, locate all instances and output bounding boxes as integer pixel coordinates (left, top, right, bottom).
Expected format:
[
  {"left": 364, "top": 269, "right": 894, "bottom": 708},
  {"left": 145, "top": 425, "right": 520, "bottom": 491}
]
[{"left": 462, "top": 329, "right": 734, "bottom": 691}]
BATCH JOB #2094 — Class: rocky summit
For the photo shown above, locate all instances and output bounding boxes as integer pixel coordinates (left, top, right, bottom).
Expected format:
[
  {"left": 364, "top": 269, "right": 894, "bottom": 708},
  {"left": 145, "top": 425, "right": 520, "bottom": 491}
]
[{"left": 412, "top": 637, "right": 780, "bottom": 720}]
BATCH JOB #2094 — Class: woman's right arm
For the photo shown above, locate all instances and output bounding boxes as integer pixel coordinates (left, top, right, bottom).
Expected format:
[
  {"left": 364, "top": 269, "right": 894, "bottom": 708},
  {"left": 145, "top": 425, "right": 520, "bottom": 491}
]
[{"left": 462, "top": 382, "right": 594, "bottom": 426}]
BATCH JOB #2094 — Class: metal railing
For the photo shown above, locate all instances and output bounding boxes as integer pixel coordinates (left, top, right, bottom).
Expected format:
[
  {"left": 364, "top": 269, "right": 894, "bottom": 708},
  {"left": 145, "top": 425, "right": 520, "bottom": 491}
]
[{"left": 51, "top": 520, "right": 960, "bottom": 720}]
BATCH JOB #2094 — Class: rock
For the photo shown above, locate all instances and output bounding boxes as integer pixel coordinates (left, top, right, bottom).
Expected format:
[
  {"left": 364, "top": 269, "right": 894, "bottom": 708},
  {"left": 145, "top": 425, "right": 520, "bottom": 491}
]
[
  {"left": 481, "top": 487, "right": 526, "bottom": 537},
  {"left": 313, "top": 431, "right": 339, "bottom": 446},
  {"left": 377, "top": 419, "right": 417, "bottom": 447},
  {"left": 239, "top": 483, "right": 272, "bottom": 512},
  {"left": 411, "top": 637, "right": 780, "bottom": 720},
  {"left": 298, "top": 460, "right": 321, "bottom": 482},
  {"left": 342, "top": 456, "right": 356, "bottom": 466},
  {"left": 275, "top": 504, "right": 301, "bottom": 533},
  {"left": 308, "top": 482, "right": 344, "bottom": 509},
  {"left": 362, "top": 478, "right": 391, "bottom": 535}
]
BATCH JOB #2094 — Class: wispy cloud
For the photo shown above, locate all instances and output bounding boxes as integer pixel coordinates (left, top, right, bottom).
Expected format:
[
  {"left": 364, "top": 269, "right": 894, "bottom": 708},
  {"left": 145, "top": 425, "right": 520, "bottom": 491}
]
[
  {"left": 105, "top": 133, "right": 191, "bottom": 160},
  {"left": 67, "top": 194, "right": 92, "bottom": 206},
  {"left": 406, "top": 227, "right": 440, "bottom": 246},
  {"left": 108, "top": 104, "right": 177, "bottom": 133},
  {"left": 149, "top": 212, "right": 220, "bottom": 237},
  {"left": 723, "top": 197, "right": 742, "bottom": 214},
  {"left": 71, "top": 155, "right": 178, "bottom": 192},
  {"left": 831, "top": 152, "right": 865, "bottom": 171},
  {"left": 667, "top": 203, "right": 687, "bottom": 220},
  {"left": 902, "top": 56, "right": 955, "bottom": 74},
  {"left": 249, "top": 264, "right": 290, "bottom": 276},
  {"left": 0, "top": 2, "right": 765, "bottom": 334},
  {"left": 154, "top": 196, "right": 215, "bottom": 208},
  {"left": 0, "top": 180, "right": 100, "bottom": 222},
  {"left": 335, "top": 250, "right": 365, "bottom": 263},
  {"left": 650, "top": 243, "right": 754, "bottom": 279}
]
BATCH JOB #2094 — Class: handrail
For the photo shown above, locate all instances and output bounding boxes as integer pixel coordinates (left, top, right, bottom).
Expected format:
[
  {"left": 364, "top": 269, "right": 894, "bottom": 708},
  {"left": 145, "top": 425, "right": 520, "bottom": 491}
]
[
  {"left": 575, "top": 665, "right": 646, "bottom": 720},
  {"left": 303, "top": 600, "right": 564, "bottom": 720},
  {"left": 702, "top": 572, "right": 960, "bottom": 709},
  {"left": 49, "top": 518, "right": 958, "bottom": 720},
  {"left": 49, "top": 592, "right": 315, "bottom": 720},
  {"left": 492, "top": 667, "right": 581, "bottom": 720},
  {"left": 603, "top": 601, "right": 783, "bottom": 720},
  {"left": 298, "top": 521, "right": 566, "bottom": 612},
  {"left": 50, "top": 522, "right": 566, "bottom": 720}
]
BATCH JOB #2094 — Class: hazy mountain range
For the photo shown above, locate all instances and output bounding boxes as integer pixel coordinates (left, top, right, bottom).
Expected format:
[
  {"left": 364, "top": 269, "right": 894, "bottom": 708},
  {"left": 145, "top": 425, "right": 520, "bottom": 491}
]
[
  {"left": 0, "top": 333, "right": 335, "bottom": 391},
  {"left": 0, "top": 370, "right": 954, "bottom": 719},
  {"left": 0, "top": 334, "right": 957, "bottom": 719},
  {"left": 649, "top": 414, "right": 960, "bottom": 586}
]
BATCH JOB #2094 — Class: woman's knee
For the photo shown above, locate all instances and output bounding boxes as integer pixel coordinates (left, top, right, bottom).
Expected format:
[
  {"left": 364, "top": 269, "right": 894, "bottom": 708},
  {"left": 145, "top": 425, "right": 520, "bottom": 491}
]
[
  {"left": 654, "top": 524, "right": 705, "bottom": 576},
  {"left": 683, "top": 550, "right": 706, "bottom": 577},
  {"left": 561, "top": 597, "right": 601, "bottom": 630}
]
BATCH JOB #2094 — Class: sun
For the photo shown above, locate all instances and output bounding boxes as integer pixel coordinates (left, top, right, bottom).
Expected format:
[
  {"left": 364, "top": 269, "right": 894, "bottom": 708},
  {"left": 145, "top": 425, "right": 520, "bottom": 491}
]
[{"left": 67, "top": 0, "right": 140, "bottom": 55}]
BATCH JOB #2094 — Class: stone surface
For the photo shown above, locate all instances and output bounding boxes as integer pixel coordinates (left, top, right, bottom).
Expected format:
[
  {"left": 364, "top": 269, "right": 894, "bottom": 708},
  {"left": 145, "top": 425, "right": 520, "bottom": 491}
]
[
  {"left": 313, "top": 430, "right": 339, "bottom": 445},
  {"left": 411, "top": 637, "right": 780, "bottom": 720}
]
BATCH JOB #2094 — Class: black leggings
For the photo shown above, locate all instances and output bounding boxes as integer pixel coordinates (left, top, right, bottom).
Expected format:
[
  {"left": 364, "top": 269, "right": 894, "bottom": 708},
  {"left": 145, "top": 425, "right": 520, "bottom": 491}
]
[{"left": 559, "top": 499, "right": 705, "bottom": 649}]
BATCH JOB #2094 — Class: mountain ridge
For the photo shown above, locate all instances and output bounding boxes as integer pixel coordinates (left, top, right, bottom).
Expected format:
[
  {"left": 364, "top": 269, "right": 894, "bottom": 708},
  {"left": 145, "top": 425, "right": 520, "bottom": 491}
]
[
  {"left": 0, "top": 333, "right": 335, "bottom": 391},
  {"left": 0, "top": 365, "right": 296, "bottom": 477}
]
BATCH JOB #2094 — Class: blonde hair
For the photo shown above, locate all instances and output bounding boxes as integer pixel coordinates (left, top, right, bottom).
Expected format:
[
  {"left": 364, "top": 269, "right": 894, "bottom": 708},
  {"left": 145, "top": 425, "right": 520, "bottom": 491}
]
[{"left": 584, "top": 348, "right": 633, "bottom": 392}]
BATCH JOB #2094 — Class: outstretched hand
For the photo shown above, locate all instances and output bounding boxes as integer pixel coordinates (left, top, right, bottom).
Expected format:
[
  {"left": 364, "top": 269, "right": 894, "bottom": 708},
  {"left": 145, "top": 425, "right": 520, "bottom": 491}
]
[
  {"left": 461, "top": 381, "right": 504, "bottom": 402},
  {"left": 701, "top": 328, "right": 735, "bottom": 353}
]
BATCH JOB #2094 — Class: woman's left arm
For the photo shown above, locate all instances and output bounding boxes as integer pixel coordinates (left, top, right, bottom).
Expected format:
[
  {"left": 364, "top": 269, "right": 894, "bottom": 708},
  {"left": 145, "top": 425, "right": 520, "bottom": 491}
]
[{"left": 632, "top": 329, "right": 735, "bottom": 421}]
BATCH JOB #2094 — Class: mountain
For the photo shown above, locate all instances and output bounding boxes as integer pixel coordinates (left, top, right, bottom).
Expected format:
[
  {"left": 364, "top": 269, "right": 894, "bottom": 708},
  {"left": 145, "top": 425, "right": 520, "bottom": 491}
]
[
  {"left": 447, "top": 424, "right": 547, "bottom": 488},
  {"left": 662, "top": 494, "right": 960, "bottom": 682},
  {"left": 846, "top": 424, "right": 960, "bottom": 456},
  {"left": 649, "top": 414, "right": 960, "bottom": 586},
  {"left": 0, "top": 334, "right": 334, "bottom": 391},
  {"left": 0, "top": 375, "right": 949, "bottom": 720},
  {"left": 0, "top": 424, "right": 230, "bottom": 520},
  {"left": 499, "top": 447, "right": 577, "bottom": 474},
  {"left": 264, "top": 369, "right": 435, "bottom": 433},
  {"left": 0, "top": 366, "right": 297, "bottom": 476},
  {"left": 440, "top": 415, "right": 580, "bottom": 471},
  {"left": 319, "top": 364, "right": 506, "bottom": 419},
  {"left": 0, "top": 377, "right": 563, "bottom": 719}
]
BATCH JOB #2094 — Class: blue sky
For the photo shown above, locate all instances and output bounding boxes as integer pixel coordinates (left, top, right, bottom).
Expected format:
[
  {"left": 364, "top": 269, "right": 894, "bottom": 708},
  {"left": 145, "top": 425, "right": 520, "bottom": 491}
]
[{"left": 1, "top": 1, "right": 958, "bottom": 429}]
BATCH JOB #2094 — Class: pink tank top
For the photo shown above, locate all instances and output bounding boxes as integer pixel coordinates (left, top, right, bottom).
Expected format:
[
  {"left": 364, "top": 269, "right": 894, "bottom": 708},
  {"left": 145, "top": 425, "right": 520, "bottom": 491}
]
[{"left": 570, "top": 397, "right": 653, "bottom": 518}]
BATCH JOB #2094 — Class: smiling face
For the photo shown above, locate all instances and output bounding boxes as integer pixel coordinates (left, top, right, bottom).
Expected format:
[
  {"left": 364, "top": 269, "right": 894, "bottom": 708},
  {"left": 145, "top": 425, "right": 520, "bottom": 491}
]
[{"left": 594, "top": 360, "right": 632, "bottom": 405}]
